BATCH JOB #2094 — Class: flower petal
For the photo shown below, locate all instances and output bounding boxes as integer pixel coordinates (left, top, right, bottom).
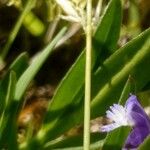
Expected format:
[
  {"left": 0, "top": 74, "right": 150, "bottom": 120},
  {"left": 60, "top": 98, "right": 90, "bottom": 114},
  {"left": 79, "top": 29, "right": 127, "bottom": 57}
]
[
  {"left": 125, "top": 94, "right": 150, "bottom": 129},
  {"left": 100, "top": 94, "right": 150, "bottom": 149},
  {"left": 105, "top": 104, "right": 128, "bottom": 126},
  {"left": 126, "top": 95, "right": 148, "bottom": 118},
  {"left": 100, "top": 123, "right": 120, "bottom": 132},
  {"left": 124, "top": 126, "right": 150, "bottom": 149}
]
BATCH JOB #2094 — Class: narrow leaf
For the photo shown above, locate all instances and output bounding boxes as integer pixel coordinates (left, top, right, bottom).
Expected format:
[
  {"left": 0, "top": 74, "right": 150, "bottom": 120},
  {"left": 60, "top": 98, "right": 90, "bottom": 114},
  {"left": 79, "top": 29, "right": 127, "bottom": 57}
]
[
  {"left": 15, "top": 27, "right": 66, "bottom": 101},
  {"left": 9, "top": 52, "right": 29, "bottom": 80},
  {"left": 0, "top": 53, "right": 28, "bottom": 115},
  {"left": 94, "top": 0, "right": 121, "bottom": 51},
  {"left": 93, "top": 0, "right": 122, "bottom": 69},
  {"left": 118, "top": 75, "right": 135, "bottom": 105},
  {"left": 0, "top": 71, "right": 17, "bottom": 150}
]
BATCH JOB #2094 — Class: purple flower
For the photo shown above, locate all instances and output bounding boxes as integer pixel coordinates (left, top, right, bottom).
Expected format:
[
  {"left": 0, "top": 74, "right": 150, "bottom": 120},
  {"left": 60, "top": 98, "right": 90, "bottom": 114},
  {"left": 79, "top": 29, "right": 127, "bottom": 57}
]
[{"left": 101, "top": 94, "right": 150, "bottom": 149}]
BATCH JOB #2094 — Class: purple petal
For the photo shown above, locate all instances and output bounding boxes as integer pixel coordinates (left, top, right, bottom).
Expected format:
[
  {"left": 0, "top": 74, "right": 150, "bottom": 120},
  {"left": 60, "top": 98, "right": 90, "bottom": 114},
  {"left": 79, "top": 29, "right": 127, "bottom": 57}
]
[
  {"left": 124, "top": 94, "right": 150, "bottom": 148},
  {"left": 125, "top": 95, "right": 150, "bottom": 128},
  {"left": 125, "top": 95, "right": 148, "bottom": 118},
  {"left": 124, "top": 126, "right": 150, "bottom": 149}
]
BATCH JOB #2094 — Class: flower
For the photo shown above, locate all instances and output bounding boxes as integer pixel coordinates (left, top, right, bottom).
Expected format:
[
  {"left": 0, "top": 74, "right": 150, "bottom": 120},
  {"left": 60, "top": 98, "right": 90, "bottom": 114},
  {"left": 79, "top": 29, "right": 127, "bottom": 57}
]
[
  {"left": 101, "top": 94, "right": 150, "bottom": 149},
  {"left": 56, "top": 0, "right": 81, "bottom": 22}
]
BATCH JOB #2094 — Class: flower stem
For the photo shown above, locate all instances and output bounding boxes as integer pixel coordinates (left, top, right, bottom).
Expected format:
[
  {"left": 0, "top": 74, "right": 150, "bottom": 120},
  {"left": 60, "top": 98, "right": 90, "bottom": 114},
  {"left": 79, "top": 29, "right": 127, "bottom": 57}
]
[{"left": 84, "top": 0, "right": 92, "bottom": 150}]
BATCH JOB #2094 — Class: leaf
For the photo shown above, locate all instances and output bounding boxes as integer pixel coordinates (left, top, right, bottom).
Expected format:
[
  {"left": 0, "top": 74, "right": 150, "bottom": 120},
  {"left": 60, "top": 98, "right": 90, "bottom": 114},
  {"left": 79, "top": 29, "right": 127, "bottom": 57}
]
[
  {"left": 42, "top": 53, "right": 85, "bottom": 130},
  {"left": 0, "top": 71, "right": 18, "bottom": 150},
  {"left": 30, "top": 8, "right": 150, "bottom": 149},
  {"left": 94, "top": 0, "right": 122, "bottom": 51},
  {"left": 9, "top": 52, "right": 29, "bottom": 80},
  {"left": 0, "top": 75, "right": 10, "bottom": 115},
  {"left": 91, "top": 29, "right": 150, "bottom": 118},
  {"left": 101, "top": 127, "right": 130, "bottom": 150},
  {"left": 0, "top": 53, "right": 28, "bottom": 115},
  {"left": 118, "top": 75, "right": 135, "bottom": 105},
  {"left": 0, "top": 71, "right": 16, "bottom": 131},
  {"left": 14, "top": 27, "right": 66, "bottom": 101},
  {"left": 40, "top": 29, "right": 150, "bottom": 143},
  {"left": 138, "top": 136, "right": 150, "bottom": 150},
  {"left": 42, "top": 74, "right": 135, "bottom": 144},
  {"left": 93, "top": 0, "right": 122, "bottom": 69},
  {"left": 39, "top": 0, "right": 122, "bottom": 139},
  {"left": 0, "top": 28, "right": 66, "bottom": 150},
  {"left": 43, "top": 98, "right": 84, "bottom": 143}
]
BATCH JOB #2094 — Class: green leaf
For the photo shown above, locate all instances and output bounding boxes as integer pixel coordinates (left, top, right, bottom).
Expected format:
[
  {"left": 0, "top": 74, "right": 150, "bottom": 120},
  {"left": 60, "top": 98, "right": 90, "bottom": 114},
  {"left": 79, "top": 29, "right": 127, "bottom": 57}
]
[
  {"left": 138, "top": 136, "right": 150, "bottom": 150},
  {"left": 137, "top": 90, "right": 150, "bottom": 106},
  {"left": 94, "top": 0, "right": 121, "bottom": 51},
  {"left": 101, "top": 127, "right": 130, "bottom": 150},
  {"left": 37, "top": 0, "right": 122, "bottom": 141},
  {"left": 91, "top": 29, "right": 150, "bottom": 118},
  {"left": 41, "top": 75, "right": 135, "bottom": 144},
  {"left": 93, "top": 0, "right": 122, "bottom": 69},
  {"left": 0, "top": 71, "right": 18, "bottom": 150},
  {"left": 1, "top": 28, "right": 66, "bottom": 150},
  {"left": 9, "top": 52, "right": 29, "bottom": 80},
  {"left": 0, "top": 75, "right": 11, "bottom": 115},
  {"left": 0, "top": 53, "right": 28, "bottom": 115},
  {"left": 47, "top": 52, "right": 85, "bottom": 113},
  {"left": 0, "top": 71, "right": 16, "bottom": 130},
  {"left": 118, "top": 75, "right": 135, "bottom": 105},
  {"left": 43, "top": 98, "right": 84, "bottom": 144},
  {"left": 28, "top": 10, "right": 150, "bottom": 150},
  {"left": 41, "top": 29, "right": 150, "bottom": 143},
  {"left": 14, "top": 27, "right": 66, "bottom": 101}
]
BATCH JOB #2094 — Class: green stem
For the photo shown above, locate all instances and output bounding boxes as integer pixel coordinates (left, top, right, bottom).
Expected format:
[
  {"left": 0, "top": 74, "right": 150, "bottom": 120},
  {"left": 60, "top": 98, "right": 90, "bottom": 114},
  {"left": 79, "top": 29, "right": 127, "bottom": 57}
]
[
  {"left": 84, "top": 0, "right": 92, "bottom": 150},
  {"left": 1, "top": 0, "right": 36, "bottom": 60}
]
